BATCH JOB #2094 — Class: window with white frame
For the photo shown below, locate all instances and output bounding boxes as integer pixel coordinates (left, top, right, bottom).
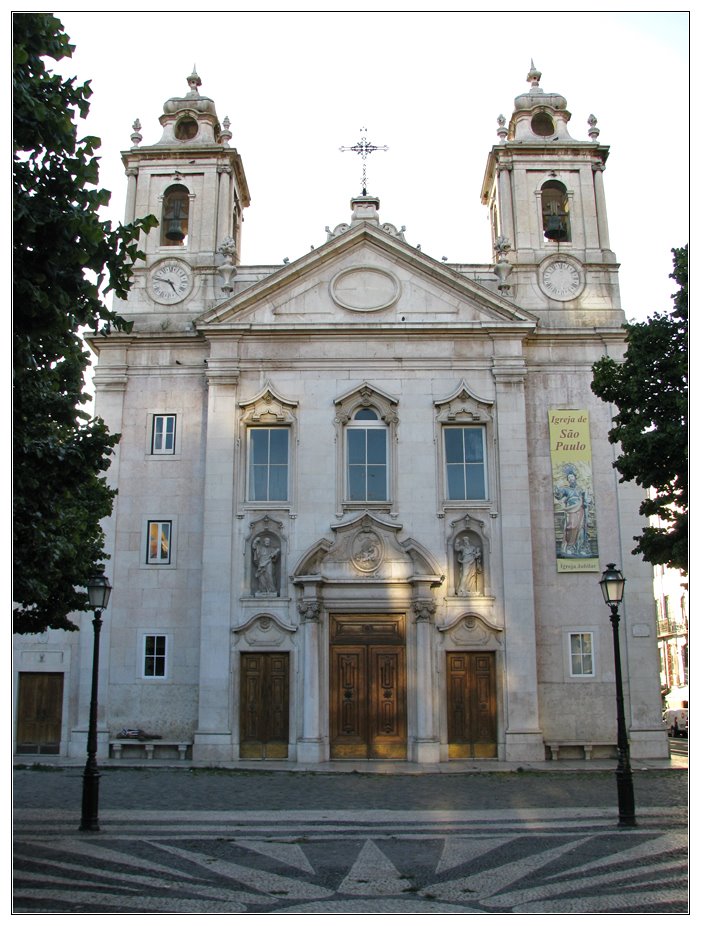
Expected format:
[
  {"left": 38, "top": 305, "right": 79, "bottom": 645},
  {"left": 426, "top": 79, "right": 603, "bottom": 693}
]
[
  {"left": 248, "top": 427, "right": 289, "bottom": 501},
  {"left": 146, "top": 520, "right": 171, "bottom": 564},
  {"left": 444, "top": 426, "right": 487, "bottom": 501},
  {"left": 346, "top": 408, "right": 388, "bottom": 502},
  {"left": 569, "top": 632, "right": 594, "bottom": 677},
  {"left": 152, "top": 414, "right": 177, "bottom": 455},
  {"left": 143, "top": 634, "right": 167, "bottom": 678}
]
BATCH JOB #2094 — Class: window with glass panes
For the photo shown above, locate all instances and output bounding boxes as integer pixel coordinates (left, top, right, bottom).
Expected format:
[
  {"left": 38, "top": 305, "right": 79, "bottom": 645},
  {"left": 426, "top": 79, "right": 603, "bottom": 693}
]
[
  {"left": 248, "top": 428, "right": 289, "bottom": 501},
  {"left": 144, "top": 634, "right": 167, "bottom": 677},
  {"left": 152, "top": 414, "right": 176, "bottom": 454},
  {"left": 347, "top": 408, "right": 387, "bottom": 501},
  {"left": 147, "top": 520, "right": 171, "bottom": 564},
  {"left": 569, "top": 632, "right": 594, "bottom": 676},
  {"left": 444, "top": 426, "right": 486, "bottom": 500}
]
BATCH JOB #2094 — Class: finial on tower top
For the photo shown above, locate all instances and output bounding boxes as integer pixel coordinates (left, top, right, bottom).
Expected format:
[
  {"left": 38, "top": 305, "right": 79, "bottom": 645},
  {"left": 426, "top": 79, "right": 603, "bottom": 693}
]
[
  {"left": 527, "top": 60, "right": 542, "bottom": 90},
  {"left": 187, "top": 67, "right": 201, "bottom": 97}
]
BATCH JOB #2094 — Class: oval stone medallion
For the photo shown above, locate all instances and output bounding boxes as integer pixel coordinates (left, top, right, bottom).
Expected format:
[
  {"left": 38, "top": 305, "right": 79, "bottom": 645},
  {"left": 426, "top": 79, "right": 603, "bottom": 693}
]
[{"left": 330, "top": 267, "right": 400, "bottom": 312}]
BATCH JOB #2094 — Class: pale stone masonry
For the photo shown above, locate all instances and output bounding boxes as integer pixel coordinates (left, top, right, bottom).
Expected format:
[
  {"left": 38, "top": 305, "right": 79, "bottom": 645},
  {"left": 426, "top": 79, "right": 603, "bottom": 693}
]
[{"left": 14, "top": 64, "right": 668, "bottom": 764}]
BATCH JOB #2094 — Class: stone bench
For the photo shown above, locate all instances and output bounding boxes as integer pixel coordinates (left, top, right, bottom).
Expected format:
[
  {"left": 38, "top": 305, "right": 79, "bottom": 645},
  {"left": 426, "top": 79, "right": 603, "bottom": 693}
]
[
  {"left": 546, "top": 741, "right": 614, "bottom": 761},
  {"left": 109, "top": 740, "right": 191, "bottom": 761}
]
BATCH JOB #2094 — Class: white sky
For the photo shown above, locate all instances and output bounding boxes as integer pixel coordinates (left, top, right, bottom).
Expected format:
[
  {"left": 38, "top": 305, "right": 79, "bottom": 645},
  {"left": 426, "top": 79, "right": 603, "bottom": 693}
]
[{"left": 45, "top": 10, "right": 690, "bottom": 321}]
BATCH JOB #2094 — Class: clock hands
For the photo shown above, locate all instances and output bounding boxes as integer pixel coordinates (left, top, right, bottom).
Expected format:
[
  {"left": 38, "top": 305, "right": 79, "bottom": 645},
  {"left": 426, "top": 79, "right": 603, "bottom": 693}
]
[{"left": 154, "top": 274, "right": 177, "bottom": 293}]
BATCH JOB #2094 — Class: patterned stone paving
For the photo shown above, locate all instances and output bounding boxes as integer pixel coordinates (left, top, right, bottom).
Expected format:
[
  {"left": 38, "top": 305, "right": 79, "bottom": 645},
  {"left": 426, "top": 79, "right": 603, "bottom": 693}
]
[{"left": 13, "top": 807, "right": 688, "bottom": 913}]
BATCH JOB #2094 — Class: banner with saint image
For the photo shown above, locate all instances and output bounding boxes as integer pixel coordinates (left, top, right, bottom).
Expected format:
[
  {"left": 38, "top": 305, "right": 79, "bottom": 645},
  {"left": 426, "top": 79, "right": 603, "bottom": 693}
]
[{"left": 549, "top": 409, "right": 599, "bottom": 573}]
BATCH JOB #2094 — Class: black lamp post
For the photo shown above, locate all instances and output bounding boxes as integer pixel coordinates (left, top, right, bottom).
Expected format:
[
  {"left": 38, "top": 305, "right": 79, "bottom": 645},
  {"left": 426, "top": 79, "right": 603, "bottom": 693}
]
[
  {"left": 599, "top": 562, "right": 636, "bottom": 827},
  {"left": 79, "top": 568, "right": 112, "bottom": 832}
]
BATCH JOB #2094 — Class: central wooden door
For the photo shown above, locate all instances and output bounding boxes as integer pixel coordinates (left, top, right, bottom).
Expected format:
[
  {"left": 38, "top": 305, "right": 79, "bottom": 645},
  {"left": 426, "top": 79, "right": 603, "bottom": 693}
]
[
  {"left": 447, "top": 652, "right": 497, "bottom": 758},
  {"left": 16, "top": 673, "right": 64, "bottom": 755},
  {"left": 330, "top": 615, "right": 407, "bottom": 760},
  {"left": 240, "top": 653, "right": 289, "bottom": 759}
]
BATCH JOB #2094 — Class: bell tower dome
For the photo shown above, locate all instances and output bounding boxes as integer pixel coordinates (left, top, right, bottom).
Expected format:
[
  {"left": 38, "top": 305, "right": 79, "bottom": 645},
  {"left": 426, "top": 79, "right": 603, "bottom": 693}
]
[
  {"left": 115, "top": 69, "right": 250, "bottom": 325},
  {"left": 481, "top": 64, "right": 621, "bottom": 325}
]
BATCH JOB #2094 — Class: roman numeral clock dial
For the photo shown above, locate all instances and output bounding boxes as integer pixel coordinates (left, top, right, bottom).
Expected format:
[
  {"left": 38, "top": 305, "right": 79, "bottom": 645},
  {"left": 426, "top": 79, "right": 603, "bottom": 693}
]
[{"left": 149, "top": 259, "right": 193, "bottom": 304}]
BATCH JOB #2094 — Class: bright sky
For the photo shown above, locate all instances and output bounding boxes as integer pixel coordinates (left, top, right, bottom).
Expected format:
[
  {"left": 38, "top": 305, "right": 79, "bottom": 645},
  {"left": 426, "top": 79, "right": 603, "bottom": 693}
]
[{"left": 47, "top": 10, "right": 689, "bottom": 321}]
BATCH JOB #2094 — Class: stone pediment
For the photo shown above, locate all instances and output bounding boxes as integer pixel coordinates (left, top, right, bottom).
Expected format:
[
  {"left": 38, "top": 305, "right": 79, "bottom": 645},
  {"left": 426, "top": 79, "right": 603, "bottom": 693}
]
[
  {"left": 196, "top": 223, "right": 535, "bottom": 332},
  {"left": 292, "top": 512, "right": 443, "bottom": 587}
]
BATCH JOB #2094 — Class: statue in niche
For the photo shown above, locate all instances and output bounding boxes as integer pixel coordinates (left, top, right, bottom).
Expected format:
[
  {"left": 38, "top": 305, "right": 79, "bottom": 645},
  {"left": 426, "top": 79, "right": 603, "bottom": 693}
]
[
  {"left": 252, "top": 535, "right": 280, "bottom": 596},
  {"left": 455, "top": 534, "right": 483, "bottom": 596}
]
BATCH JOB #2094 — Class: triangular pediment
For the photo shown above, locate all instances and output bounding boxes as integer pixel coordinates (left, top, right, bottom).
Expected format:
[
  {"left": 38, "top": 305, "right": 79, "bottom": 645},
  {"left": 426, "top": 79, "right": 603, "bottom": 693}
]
[{"left": 196, "top": 223, "right": 535, "bottom": 332}]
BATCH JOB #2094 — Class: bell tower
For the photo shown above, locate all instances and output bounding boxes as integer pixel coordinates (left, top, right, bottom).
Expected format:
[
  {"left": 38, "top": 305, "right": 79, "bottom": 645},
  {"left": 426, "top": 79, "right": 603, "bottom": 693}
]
[
  {"left": 481, "top": 63, "right": 621, "bottom": 324},
  {"left": 114, "top": 69, "right": 250, "bottom": 324}
]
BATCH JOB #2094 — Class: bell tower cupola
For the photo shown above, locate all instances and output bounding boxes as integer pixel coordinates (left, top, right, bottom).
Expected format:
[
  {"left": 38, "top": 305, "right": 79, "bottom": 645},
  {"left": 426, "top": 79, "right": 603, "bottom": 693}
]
[
  {"left": 116, "top": 69, "right": 250, "bottom": 325},
  {"left": 481, "top": 64, "right": 621, "bottom": 325}
]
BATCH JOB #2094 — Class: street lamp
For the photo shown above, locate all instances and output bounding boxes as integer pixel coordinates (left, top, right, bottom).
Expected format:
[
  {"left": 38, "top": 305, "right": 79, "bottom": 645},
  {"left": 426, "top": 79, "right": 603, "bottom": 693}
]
[
  {"left": 599, "top": 562, "right": 636, "bottom": 827},
  {"left": 80, "top": 567, "right": 112, "bottom": 832}
]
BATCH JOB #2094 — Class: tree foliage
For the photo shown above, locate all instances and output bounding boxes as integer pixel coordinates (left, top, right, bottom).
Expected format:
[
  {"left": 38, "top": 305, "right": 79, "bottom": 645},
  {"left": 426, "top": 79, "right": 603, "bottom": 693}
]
[
  {"left": 13, "top": 13, "right": 156, "bottom": 633},
  {"left": 591, "top": 246, "right": 688, "bottom": 573}
]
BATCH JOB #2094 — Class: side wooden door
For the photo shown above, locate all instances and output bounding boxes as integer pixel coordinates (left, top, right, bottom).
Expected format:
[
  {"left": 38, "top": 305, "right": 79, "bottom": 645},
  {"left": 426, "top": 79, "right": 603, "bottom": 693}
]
[
  {"left": 16, "top": 673, "right": 64, "bottom": 755},
  {"left": 446, "top": 652, "right": 497, "bottom": 758},
  {"left": 240, "top": 653, "right": 289, "bottom": 759}
]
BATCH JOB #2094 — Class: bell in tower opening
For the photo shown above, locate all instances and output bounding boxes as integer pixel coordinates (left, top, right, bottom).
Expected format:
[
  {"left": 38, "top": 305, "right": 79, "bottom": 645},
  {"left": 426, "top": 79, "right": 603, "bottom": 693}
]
[{"left": 162, "top": 184, "right": 189, "bottom": 244}]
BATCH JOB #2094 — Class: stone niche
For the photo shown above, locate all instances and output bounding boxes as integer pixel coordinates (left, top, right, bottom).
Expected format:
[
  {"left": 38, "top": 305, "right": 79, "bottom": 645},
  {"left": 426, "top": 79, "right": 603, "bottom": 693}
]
[
  {"left": 245, "top": 515, "right": 286, "bottom": 599},
  {"left": 447, "top": 513, "right": 490, "bottom": 598}
]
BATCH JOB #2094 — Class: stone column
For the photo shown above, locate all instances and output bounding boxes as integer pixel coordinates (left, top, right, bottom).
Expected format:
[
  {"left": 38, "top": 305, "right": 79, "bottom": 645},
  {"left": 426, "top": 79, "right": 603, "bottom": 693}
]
[
  {"left": 497, "top": 164, "right": 516, "bottom": 248},
  {"left": 193, "top": 361, "right": 239, "bottom": 762},
  {"left": 124, "top": 167, "right": 138, "bottom": 224},
  {"left": 216, "top": 164, "right": 233, "bottom": 251},
  {"left": 412, "top": 596, "right": 440, "bottom": 763},
  {"left": 592, "top": 162, "right": 611, "bottom": 252},
  {"left": 296, "top": 591, "right": 325, "bottom": 763},
  {"left": 493, "top": 363, "right": 544, "bottom": 761}
]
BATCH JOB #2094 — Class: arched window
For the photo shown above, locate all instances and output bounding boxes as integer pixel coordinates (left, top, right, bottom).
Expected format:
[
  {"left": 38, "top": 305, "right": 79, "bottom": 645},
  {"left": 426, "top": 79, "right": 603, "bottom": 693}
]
[
  {"left": 541, "top": 180, "right": 570, "bottom": 242},
  {"left": 161, "top": 184, "right": 189, "bottom": 246},
  {"left": 346, "top": 407, "right": 388, "bottom": 502}
]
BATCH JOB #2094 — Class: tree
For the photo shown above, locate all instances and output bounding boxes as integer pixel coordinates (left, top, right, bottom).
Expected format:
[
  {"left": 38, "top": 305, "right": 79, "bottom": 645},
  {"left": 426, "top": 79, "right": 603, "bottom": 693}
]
[
  {"left": 13, "top": 13, "right": 156, "bottom": 633},
  {"left": 591, "top": 246, "right": 688, "bottom": 573}
]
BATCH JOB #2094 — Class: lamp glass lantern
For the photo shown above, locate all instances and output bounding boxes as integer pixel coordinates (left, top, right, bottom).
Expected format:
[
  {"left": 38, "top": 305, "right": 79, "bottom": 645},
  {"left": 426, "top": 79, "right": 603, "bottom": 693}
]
[
  {"left": 87, "top": 571, "right": 112, "bottom": 611},
  {"left": 599, "top": 562, "right": 626, "bottom": 607}
]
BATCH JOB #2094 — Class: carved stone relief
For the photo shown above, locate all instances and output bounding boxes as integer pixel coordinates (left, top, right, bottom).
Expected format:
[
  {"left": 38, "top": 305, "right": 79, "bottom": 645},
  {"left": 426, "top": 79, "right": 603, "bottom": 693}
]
[{"left": 443, "top": 614, "right": 503, "bottom": 648}]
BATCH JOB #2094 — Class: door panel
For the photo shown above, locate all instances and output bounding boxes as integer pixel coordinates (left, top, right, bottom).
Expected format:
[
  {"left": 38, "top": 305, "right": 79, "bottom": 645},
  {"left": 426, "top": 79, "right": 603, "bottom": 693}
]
[
  {"left": 447, "top": 652, "right": 497, "bottom": 759},
  {"left": 330, "top": 627, "right": 406, "bottom": 760},
  {"left": 369, "top": 646, "right": 407, "bottom": 759},
  {"left": 17, "top": 673, "right": 64, "bottom": 755},
  {"left": 240, "top": 653, "right": 289, "bottom": 759}
]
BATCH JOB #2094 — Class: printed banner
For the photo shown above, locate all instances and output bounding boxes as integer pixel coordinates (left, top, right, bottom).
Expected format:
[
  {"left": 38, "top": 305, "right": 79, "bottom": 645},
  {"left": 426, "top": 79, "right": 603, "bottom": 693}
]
[{"left": 548, "top": 409, "right": 599, "bottom": 573}]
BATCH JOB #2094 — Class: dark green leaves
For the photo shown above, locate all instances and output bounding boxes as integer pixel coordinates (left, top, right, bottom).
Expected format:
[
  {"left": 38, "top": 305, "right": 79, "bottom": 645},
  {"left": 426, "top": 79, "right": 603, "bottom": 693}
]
[
  {"left": 13, "top": 14, "right": 155, "bottom": 632},
  {"left": 591, "top": 246, "right": 688, "bottom": 572}
]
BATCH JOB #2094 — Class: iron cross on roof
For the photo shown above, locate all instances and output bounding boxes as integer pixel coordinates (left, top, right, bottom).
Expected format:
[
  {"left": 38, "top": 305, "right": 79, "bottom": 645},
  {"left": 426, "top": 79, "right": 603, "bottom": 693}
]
[{"left": 340, "top": 128, "right": 388, "bottom": 196}]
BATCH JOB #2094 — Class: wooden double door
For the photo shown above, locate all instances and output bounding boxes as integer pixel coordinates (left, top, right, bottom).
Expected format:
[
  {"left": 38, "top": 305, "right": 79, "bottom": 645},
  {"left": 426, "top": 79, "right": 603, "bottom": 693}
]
[
  {"left": 240, "top": 652, "right": 289, "bottom": 759},
  {"left": 16, "top": 673, "right": 64, "bottom": 755},
  {"left": 446, "top": 652, "right": 497, "bottom": 758},
  {"left": 330, "top": 615, "right": 407, "bottom": 760}
]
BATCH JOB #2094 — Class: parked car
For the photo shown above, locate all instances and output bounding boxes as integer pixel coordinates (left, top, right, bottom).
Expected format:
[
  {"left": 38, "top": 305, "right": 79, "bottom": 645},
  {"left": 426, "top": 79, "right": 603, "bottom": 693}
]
[{"left": 663, "top": 708, "right": 688, "bottom": 738}]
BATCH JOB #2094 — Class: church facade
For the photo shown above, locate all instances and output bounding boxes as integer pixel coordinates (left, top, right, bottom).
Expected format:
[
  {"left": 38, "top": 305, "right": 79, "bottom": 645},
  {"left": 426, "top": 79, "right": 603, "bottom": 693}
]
[{"left": 14, "top": 65, "right": 669, "bottom": 764}]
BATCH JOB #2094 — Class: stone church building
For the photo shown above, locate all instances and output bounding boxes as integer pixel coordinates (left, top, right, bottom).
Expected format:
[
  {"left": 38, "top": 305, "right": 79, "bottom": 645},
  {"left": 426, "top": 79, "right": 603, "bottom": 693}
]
[{"left": 14, "top": 65, "right": 669, "bottom": 764}]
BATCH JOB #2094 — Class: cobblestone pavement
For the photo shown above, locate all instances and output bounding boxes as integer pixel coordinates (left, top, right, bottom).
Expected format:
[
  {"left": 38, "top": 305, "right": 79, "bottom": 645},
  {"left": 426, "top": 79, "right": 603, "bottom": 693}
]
[{"left": 13, "top": 764, "right": 688, "bottom": 914}]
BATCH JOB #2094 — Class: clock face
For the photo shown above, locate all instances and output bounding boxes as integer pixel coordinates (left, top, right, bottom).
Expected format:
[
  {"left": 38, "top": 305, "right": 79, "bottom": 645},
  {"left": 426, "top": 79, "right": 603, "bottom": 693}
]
[
  {"left": 539, "top": 258, "right": 584, "bottom": 301},
  {"left": 149, "top": 260, "right": 193, "bottom": 304}
]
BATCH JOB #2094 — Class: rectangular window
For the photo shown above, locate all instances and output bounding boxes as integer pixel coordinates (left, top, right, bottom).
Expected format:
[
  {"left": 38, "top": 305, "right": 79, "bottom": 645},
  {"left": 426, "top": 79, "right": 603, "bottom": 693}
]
[
  {"left": 569, "top": 632, "right": 594, "bottom": 677},
  {"left": 144, "top": 634, "right": 167, "bottom": 678},
  {"left": 248, "top": 428, "right": 289, "bottom": 501},
  {"left": 152, "top": 415, "right": 176, "bottom": 454},
  {"left": 147, "top": 520, "right": 171, "bottom": 564},
  {"left": 444, "top": 427, "right": 487, "bottom": 500},
  {"left": 347, "top": 427, "right": 387, "bottom": 501}
]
